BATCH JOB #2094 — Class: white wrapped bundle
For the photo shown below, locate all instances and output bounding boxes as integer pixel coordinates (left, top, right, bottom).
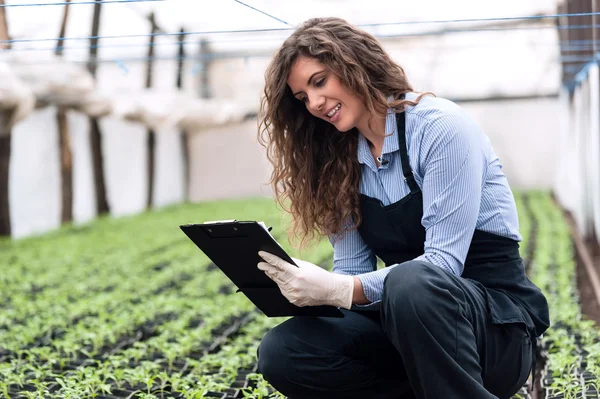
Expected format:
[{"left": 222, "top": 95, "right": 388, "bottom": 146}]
[
  {"left": 70, "top": 91, "right": 113, "bottom": 118},
  {"left": 0, "top": 54, "right": 112, "bottom": 117},
  {"left": 177, "top": 97, "right": 252, "bottom": 132},
  {"left": 106, "top": 89, "right": 254, "bottom": 132},
  {"left": 0, "top": 62, "right": 35, "bottom": 129},
  {"left": 6, "top": 54, "right": 94, "bottom": 107}
]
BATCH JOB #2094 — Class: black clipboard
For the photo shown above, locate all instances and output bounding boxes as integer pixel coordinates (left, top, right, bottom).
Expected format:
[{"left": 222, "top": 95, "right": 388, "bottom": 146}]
[{"left": 180, "top": 220, "right": 344, "bottom": 318}]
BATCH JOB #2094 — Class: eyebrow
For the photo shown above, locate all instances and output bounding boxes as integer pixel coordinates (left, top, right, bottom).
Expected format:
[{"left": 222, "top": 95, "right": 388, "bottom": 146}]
[{"left": 292, "top": 70, "right": 324, "bottom": 97}]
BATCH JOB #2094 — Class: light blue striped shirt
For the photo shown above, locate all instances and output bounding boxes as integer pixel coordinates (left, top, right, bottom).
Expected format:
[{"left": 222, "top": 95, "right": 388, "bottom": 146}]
[{"left": 329, "top": 92, "right": 522, "bottom": 308}]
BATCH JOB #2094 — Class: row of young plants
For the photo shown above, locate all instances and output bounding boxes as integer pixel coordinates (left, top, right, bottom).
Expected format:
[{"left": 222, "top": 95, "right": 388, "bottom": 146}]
[
  {"left": 1, "top": 309, "right": 265, "bottom": 398},
  {"left": 510, "top": 193, "right": 535, "bottom": 399},
  {"left": 0, "top": 198, "right": 331, "bottom": 398},
  {"left": 517, "top": 191, "right": 600, "bottom": 399},
  {"left": 0, "top": 199, "right": 278, "bottom": 353},
  {"left": 6, "top": 191, "right": 586, "bottom": 399}
]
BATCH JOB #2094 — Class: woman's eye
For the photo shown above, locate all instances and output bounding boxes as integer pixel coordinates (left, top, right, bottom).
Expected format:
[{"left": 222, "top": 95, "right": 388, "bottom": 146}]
[{"left": 315, "top": 78, "right": 326, "bottom": 87}]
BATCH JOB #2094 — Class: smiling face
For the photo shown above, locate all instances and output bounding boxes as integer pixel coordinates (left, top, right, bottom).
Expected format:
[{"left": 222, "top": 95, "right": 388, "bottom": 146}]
[{"left": 287, "top": 56, "right": 367, "bottom": 132}]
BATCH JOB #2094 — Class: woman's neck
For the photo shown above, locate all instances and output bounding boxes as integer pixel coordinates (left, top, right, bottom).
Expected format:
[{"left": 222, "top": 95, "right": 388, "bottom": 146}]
[{"left": 357, "top": 112, "right": 387, "bottom": 156}]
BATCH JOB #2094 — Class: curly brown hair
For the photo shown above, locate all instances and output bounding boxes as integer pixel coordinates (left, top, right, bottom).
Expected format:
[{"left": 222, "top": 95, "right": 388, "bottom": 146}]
[{"left": 258, "top": 17, "right": 428, "bottom": 247}]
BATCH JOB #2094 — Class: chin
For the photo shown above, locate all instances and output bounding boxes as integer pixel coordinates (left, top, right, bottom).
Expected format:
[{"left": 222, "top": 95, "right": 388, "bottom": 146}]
[
  {"left": 336, "top": 125, "right": 353, "bottom": 132},
  {"left": 334, "top": 121, "right": 354, "bottom": 132},
  {"left": 333, "top": 115, "right": 356, "bottom": 132}
]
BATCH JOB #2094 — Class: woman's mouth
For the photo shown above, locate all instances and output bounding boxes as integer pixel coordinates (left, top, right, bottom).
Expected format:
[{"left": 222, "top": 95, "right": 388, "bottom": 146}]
[{"left": 327, "top": 103, "right": 342, "bottom": 122}]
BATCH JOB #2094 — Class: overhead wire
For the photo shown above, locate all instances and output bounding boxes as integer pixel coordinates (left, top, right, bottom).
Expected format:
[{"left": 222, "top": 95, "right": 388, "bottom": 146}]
[
  {"left": 2, "top": 36, "right": 598, "bottom": 56},
  {"left": 0, "top": 0, "right": 163, "bottom": 7},
  {"left": 2, "top": 10, "right": 600, "bottom": 46},
  {"left": 231, "top": 0, "right": 292, "bottom": 26}
]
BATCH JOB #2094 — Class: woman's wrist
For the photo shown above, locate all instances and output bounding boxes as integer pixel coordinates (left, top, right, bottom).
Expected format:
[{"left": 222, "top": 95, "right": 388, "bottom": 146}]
[{"left": 352, "top": 276, "right": 370, "bottom": 305}]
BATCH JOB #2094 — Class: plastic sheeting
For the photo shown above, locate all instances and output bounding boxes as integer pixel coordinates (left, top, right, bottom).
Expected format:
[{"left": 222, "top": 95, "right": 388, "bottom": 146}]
[
  {"left": 555, "top": 63, "right": 600, "bottom": 244},
  {"left": 590, "top": 66, "right": 600, "bottom": 242}
]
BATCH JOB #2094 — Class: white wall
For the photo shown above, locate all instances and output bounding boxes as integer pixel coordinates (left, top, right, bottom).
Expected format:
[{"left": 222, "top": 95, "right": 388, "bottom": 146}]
[
  {"left": 188, "top": 119, "right": 273, "bottom": 202},
  {"left": 10, "top": 107, "right": 62, "bottom": 238},
  {"left": 460, "top": 98, "right": 560, "bottom": 190},
  {"left": 9, "top": 110, "right": 187, "bottom": 238}
]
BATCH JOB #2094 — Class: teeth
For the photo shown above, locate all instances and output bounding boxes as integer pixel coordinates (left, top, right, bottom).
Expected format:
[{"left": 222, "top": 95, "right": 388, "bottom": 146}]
[{"left": 327, "top": 103, "right": 341, "bottom": 117}]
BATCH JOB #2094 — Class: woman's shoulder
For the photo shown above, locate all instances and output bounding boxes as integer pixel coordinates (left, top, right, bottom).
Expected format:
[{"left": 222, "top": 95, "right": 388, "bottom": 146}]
[
  {"left": 402, "top": 92, "right": 484, "bottom": 152},
  {"left": 403, "top": 92, "right": 467, "bottom": 124}
]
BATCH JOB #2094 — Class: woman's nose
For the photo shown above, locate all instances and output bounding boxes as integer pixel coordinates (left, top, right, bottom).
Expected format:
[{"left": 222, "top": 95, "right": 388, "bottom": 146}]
[{"left": 309, "top": 94, "right": 325, "bottom": 115}]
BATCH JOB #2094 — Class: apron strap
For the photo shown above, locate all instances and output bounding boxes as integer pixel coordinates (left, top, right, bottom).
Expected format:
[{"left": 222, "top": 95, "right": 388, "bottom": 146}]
[{"left": 395, "top": 110, "right": 420, "bottom": 194}]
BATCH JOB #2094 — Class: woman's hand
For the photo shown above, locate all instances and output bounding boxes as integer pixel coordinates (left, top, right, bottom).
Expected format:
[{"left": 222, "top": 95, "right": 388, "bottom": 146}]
[{"left": 257, "top": 251, "right": 355, "bottom": 309}]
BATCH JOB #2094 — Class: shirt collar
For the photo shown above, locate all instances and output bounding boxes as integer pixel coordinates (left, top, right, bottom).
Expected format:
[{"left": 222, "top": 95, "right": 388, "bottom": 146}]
[{"left": 357, "top": 108, "right": 400, "bottom": 165}]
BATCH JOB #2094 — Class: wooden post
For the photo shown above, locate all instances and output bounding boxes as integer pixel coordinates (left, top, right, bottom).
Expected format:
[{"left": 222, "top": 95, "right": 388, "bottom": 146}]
[
  {"left": 0, "top": 0, "right": 10, "bottom": 236},
  {"left": 198, "top": 38, "right": 211, "bottom": 99},
  {"left": 565, "top": 0, "right": 575, "bottom": 83},
  {"left": 583, "top": 0, "right": 593, "bottom": 61},
  {"left": 177, "top": 27, "right": 189, "bottom": 202},
  {"left": 176, "top": 28, "right": 185, "bottom": 89},
  {"left": 593, "top": 0, "right": 598, "bottom": 55},
  {"left": 558, "top": 1, "right": 566, "bottom": 84},
  {"left": 56, "top": 0, "right": 73, "bottom": 224},
  {"left": 0, "top": 0, "right": 8, "bottom": 51},
  {"left": 0, "top": 114, "right": 10, "bottom": 236},
  {"left": 88, "top": 0, "right": 110, "bottom": 215},
  {"left": 145, "top": 12, "right": 157, "bottom": 209},
  {"left": 56, "top": 110, "right": 72, "bottom": 224},
  {"left": 88, "top": 0, "right": 101, "bottom": 77},
  {"left": 55, "top": 0, "right": 70, "bottom": 57}
]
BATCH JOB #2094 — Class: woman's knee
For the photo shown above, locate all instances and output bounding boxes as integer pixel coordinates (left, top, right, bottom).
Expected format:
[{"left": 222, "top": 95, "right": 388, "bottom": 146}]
[
  {"left": 381, "top": 260, "right": 449, "bottom": 315},
  {"left": 256, "top": 327, "right": 290, "bottom": 386},
  {"left": 383, "top": 261, "right": 435, "bottom": 294}
]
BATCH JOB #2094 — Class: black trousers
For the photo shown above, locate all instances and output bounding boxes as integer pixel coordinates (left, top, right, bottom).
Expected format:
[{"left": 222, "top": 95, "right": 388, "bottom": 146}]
[{"left": 256, "top": 261, "right": 533, "bottom": 399}]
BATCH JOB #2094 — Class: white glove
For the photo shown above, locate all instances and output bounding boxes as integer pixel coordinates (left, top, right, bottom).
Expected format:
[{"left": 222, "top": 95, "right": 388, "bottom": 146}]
[{"left": 257, "top": 251, "right": 355, "bottom": 309}]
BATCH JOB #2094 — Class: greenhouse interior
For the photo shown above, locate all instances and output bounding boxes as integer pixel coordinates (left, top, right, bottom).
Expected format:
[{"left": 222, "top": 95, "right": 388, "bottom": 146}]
[{"left": 1, "top": 0, "right": 600, "bottom": 398}]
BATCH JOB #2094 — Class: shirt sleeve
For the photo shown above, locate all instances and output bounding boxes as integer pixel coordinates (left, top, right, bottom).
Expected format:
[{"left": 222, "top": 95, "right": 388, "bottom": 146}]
[
  {"left": 328, "top": 219, "right": 377, "bottom": 277},
  {"left": 328, "top": 219, "right": 382, "bottom": 306},
  {"left": 330, "top": 113, "right": 485, "bottom": 307}
]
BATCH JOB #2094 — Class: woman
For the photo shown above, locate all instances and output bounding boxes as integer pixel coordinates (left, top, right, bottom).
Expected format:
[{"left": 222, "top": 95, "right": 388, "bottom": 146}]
[{"left": 255, "top": 17, "right": 549, "bottom": 399}]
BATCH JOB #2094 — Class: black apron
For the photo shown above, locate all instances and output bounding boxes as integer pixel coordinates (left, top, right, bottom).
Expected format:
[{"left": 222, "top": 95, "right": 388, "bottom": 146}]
[{"left": 356, "top": 107, "right": 550, "bottom": 385}]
